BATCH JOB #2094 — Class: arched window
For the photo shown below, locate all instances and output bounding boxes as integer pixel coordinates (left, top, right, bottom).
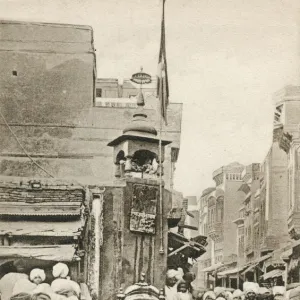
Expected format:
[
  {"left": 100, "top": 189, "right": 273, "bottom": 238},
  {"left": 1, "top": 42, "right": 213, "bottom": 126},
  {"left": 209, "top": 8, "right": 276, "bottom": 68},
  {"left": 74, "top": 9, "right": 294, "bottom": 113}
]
[{"left": 131, "top": 150, "right": 158, "bottom": 173}]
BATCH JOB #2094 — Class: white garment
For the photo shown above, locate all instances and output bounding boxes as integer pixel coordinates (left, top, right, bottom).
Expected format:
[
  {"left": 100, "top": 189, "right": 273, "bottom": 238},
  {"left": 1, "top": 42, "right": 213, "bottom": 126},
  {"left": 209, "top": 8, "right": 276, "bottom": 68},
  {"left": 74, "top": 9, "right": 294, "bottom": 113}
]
[
  {"left": 51, "top": 278, "right": 81, "bottom": 298},
  {"left": 33, "top": 283, "right": 68, "bottom": 300},
  {"left": 0, "top": 273, "right": 28, "bottom": 300},
  {"left": 12, "top": 278, "right": 37, "bottom": 296},
  {"left": 165, "top": 286, "right": 180, "bottom": 300},
  {"left": 178, "top": 292, "right": 192, "bottom": 300}
]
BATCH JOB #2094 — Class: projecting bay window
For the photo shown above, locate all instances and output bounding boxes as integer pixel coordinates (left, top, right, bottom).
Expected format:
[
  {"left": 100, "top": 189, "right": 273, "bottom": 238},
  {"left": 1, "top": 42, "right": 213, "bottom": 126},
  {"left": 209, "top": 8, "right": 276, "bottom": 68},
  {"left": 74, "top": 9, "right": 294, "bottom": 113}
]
[{"left": 216, "top": 197, "right": 224, "bottom": 223}]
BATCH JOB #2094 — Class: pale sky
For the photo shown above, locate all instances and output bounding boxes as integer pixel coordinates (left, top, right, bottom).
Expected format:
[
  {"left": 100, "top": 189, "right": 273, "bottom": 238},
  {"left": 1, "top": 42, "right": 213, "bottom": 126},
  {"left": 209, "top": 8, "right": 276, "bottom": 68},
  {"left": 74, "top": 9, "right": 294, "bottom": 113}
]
[{"left": 1, "top": 0, "right": 300, "bottom": 197}]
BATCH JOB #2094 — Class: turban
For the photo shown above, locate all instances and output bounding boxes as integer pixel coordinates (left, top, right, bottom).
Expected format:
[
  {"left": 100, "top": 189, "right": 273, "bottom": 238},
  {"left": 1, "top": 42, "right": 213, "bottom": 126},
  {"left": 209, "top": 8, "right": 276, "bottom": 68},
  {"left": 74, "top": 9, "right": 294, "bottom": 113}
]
[
  {"left": 273, "top": 286, "right": 286, "bottom": 296},
  {"left": 214, "top": 287, "right": 226, "bottom": 297},
  {"left": 166, "top": 269, "right": 179, "bottom": 279},
  {"left": 52, "top": 263, "right": 69, "bottom": 278},
  {"left": 243, "top": 282, "right": 259, "bottom": 295},
  {"left": 225, "top": 291, "right": 233, "bottom": 300},
  {"left": 10, "top": 293, "right": 31, "bottom": 300},
  {"left": 203, "top": 291, "right": 217, "bottom": 300},
  {"left": 31, "top": 293, "right": 51, "bottom": 300},
  {"left": 178, "top": 268, "right": 184, "bottom": 277},
  {"left": 30, "top": 269, "right": 46, "bottom": 282},
  {"left": 233, "top": 289, "right": 243, "bottom": 299}
]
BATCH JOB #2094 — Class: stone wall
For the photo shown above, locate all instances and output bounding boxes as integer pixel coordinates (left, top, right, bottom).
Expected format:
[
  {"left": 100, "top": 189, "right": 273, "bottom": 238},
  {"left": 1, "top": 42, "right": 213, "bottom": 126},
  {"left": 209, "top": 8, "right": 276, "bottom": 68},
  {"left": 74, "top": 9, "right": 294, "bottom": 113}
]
[
  {"left": 0, "top": 21, "right": 182, "bottom": 189},
  {"left": 94, "top": 179, "right": 171, "bottom": 300}
]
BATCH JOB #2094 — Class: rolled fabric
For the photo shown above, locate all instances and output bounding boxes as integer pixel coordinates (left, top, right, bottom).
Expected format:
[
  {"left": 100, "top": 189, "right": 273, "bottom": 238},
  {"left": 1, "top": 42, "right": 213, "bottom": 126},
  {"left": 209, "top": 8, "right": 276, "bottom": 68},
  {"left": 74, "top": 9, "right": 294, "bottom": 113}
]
[
  {"left": 273, "top": 286, "right": 286, "bottom": 296},
  {"left": 30, "top": 269, "right": 46, "bottom": 282},
  {"left": 203, "top": 291, "right": 216, "bottom": 300},
  {"left": 216, "top": 297, "right": 226, "bottom": 300},
  {"left": 52, "top": 263, "right": 69, "bottom": 279}
]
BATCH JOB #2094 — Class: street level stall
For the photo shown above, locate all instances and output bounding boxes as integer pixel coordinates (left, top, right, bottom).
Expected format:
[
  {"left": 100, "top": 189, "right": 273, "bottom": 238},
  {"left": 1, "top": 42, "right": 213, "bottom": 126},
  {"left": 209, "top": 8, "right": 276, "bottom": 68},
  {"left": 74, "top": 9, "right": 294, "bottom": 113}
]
[
  {"left": 0, "top": 177, "right": 91, "bottom": 300},
  {"left": 280, "top": 240, "right": 300, "bottom": 285},
  {"left": 167, "top": 232, "right": 206, "bottom": 273},
  {"left": 242, "top": 254, "right": 272, "bottom": 280}
]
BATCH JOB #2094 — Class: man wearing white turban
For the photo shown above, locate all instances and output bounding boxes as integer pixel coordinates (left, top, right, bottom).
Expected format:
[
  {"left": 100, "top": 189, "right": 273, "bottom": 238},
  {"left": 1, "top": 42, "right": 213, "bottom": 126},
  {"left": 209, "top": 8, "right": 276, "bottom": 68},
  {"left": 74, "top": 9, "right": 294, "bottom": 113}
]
[
  {"left": 232, "top": 289, "right": 244, "bottom": 300},
  {"left": 214, "top": 287, "right": 226, "bottom": 298},
  {"left": 52, "top": 263, "right": 69, "bottom": 279},
  {"left": 51, "top": 263, "right": 81, "bottom": 300},
  {"left": 165, "top": 269, "right": 181, "bottom": 300},
  {"left": 30, "top": 269, "right": 46, "bottom": 285},
  {"left": 12, "top": 269, "right": 47, "bottom": 296},
  {"left": 258, "top": 287, "right": 272, "bottom": 300},
  {"left": 203, "top": 291, "right": 216, "bottom": 300},
  {"left": 243, "top": 282, "right": 259, "bottom": 300},
  {"left": 272, "top": 286, "right": 286, "bottom": 300}
]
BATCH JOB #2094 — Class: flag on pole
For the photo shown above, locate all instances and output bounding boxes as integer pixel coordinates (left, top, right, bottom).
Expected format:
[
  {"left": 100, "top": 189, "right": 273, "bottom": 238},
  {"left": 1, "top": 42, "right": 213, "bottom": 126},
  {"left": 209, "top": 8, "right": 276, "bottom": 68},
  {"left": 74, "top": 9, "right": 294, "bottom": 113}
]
[{"left": 157, "top": 0, "right": 169, "bottom": 125}]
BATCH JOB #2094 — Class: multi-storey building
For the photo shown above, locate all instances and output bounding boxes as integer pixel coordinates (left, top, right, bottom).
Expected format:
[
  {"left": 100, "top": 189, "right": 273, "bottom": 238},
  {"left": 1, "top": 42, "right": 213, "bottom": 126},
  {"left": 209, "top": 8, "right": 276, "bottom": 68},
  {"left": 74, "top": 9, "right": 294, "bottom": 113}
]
[
  {"left": 198, "top": 86, "right": 300, "bottom": 288},
  {"left": 197, "top": 188, "right": 215, "bottom": 288},
  {"left": 231, "top": 87, "right": 298, "bottom": 286},
  {"left": 198, "top": 162, "right": 245, "bottom": 288}
]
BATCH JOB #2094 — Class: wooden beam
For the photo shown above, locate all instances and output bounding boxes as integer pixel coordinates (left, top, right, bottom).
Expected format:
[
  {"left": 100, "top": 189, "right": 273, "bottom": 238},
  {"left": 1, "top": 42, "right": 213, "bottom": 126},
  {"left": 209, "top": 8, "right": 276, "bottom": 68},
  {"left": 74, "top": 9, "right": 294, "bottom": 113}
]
[{"left": 168, "top": 244, "right": 189, "bottom": 257}]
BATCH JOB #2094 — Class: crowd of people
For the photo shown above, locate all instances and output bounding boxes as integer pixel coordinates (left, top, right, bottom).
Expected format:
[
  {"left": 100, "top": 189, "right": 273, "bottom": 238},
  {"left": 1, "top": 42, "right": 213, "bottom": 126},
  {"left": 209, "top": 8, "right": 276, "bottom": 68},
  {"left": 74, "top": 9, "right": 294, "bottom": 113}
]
[
  {"left": 0, "top": 263, "right": 81, "bottom": 300},
  {"left": 164, "top": 269, "right": 288, "bottom": 300}
]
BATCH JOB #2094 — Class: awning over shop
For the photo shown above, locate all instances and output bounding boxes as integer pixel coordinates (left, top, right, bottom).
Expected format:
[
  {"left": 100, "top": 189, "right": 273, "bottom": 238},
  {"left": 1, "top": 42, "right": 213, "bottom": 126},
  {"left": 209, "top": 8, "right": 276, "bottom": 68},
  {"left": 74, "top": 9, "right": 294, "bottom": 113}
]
[
  {"left": 0, "top": 245, "right": 77, "bottom": 261},
  {"left": 201, "top": 262, "right": 224, "bottom": 273},
  {"left": 241, "top": 254, "right": 272, "bottom": 274},
  {"left": 168, "top": 232, "right": 206, "bottom": 260},
  {"left": 281, "top": 249, "right": 292, "bottom": 261},
  {"left": 218, "top": 267, "right": 239, "bottom": 277},
  {"left": 0, "top": 202, "right": 82, "bottom": 216},
  {"left": 0, "top": 220, "right": 84, "bottom": 237},
  {"left": 263, "top": 269, "right": 284, "bottom": 280}
]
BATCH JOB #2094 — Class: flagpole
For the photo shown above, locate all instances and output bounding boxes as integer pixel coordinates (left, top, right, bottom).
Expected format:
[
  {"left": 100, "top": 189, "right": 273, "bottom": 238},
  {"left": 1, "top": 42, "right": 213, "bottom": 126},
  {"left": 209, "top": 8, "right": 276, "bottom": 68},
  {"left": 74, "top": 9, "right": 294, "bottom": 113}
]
[
  {"left": 158, "top": 0, "right": 165, "bottom": 255},
  {"left": 159, "top": 101, "right": 164, "bottom": 254}
]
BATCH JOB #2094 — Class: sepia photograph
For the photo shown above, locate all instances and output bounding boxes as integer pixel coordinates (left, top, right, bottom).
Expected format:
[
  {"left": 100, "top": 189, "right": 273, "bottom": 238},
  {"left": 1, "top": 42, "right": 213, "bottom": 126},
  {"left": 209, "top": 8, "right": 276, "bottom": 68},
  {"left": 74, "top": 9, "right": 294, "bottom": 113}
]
[{"left": 0, "top": 1, "right": 300, "bottom": 300}]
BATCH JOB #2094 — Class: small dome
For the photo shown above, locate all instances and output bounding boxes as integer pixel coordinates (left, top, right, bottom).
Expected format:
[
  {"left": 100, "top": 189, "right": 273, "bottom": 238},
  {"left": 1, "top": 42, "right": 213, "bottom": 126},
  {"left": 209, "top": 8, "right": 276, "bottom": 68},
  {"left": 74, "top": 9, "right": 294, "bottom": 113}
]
[{"left": 123, "top": 111, "right": 157, "bottom": 136}]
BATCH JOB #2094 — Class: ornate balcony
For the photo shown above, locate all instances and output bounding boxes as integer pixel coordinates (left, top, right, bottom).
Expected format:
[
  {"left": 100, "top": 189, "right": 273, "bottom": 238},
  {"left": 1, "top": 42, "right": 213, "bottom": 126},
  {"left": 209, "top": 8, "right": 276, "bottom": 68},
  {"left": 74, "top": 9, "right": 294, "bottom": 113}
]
[{"left": 208, "top": 222, "right": 223, "bottom": 240}]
